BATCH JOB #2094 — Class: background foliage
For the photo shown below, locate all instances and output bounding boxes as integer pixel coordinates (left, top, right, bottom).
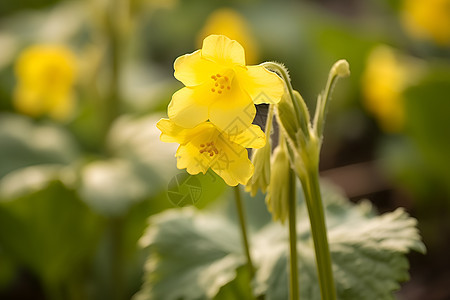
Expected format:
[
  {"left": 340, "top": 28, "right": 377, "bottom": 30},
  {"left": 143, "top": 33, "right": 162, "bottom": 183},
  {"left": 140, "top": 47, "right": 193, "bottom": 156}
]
[{"left": 0, "top": 0, "right": 448, "bottom": 299}]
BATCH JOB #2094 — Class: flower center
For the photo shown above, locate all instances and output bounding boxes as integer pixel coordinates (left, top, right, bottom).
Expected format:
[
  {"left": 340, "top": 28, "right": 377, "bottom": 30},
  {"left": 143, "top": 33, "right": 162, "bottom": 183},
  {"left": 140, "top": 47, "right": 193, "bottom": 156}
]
[
  {"left": 210, "top": 73, "right": 231, "bottom": 95},
  {"left": 199, "top": 141, "right": 220, "bottom": 157}
]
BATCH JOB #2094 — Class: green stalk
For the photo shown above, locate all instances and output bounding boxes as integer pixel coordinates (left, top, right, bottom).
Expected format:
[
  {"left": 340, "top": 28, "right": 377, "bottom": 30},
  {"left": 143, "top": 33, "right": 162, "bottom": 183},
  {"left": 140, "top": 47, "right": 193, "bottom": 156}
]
[
  {"left": 233, "top": 186, "right": 255, "bottom": 278},
  {"left": 111, "top": 217, "right": 125, "bottom": 300},
  {"left": 287, "top": 168, "right": 299, "bottom": 300},
  {"left": 103, "top": 0, "right": 126, "bottom": 142},
  {"left": 298, "top": 162, "right": 336, "bottom": 300}
]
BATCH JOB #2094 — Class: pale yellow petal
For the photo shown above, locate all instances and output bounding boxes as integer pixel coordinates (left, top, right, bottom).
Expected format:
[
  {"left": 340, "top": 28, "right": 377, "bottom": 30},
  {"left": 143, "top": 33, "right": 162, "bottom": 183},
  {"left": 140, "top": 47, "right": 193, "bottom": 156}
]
[
  {"left": 174, "top": 50, "right": 219, "bottom": 87},
  {"left": 168, "top": 87, "right": 209, "bottom": 128},
  {"left": 208, "top": 83, "right": 255, "bottom": 135},
  {"left": 229, "top": 124, "right": 266, "bottom": 149},
  {"left": 211, "top": 141, "right": 254, "bottom": 186},
  {"left": 238, "top": 65, "right": 284, "bottom": 104},
  {"left": 201, "top": 35, "right": 245, "bottom": 66},
  {"left": 156, "top": 118, "right": 185, "bottom": 143},
  {"left": 157, "top": 119, "right": 215, "bottom": 144},
  {"left": 176, "top": 143, "right": 210, "bottom": 175}
]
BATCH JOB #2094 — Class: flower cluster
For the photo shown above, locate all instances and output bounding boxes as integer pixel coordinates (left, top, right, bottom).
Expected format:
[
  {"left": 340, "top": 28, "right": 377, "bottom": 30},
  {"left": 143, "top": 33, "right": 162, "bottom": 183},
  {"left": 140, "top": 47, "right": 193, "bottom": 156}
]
[{"left": 157, "top": 35, "right": 284, "bottom": 186}]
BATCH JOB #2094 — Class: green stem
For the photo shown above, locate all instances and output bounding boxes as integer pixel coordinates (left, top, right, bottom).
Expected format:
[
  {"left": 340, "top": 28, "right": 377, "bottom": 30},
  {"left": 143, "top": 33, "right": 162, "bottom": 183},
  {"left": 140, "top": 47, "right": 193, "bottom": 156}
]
[
  {"left": 287, "top": 168, "right": 299, "bottom": 300},
  {"left": 234, "top": 186, "right": 255, "bottom": 278},
  {"left": 111, "top": 217, "right": 125, "bottom": 300},
  {"left": 235, "top": 186, "right": 265, "bottom": 299},
  {"left": 299, "top": 164, "right": 336, "bottom": 300},
  {"left": 313, "top": 59, "right": 349, "bottom": 139},
  {"left": 313, "top": 73, "right": 338, "bottom": 139},
  {"left": 103, "top": 0, "right": 124, "bottom": 142}
]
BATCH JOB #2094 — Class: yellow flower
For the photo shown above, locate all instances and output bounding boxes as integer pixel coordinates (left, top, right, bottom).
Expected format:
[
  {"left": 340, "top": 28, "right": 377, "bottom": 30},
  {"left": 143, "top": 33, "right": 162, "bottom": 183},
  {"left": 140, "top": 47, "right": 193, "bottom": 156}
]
[
  {"left": 169, "top": 34, "right": 284, "bottom": 135},
  {"left": 361, "top": 46, "right": 422, "bottom": 132},
  {"left": 157, "top": 118, "right": 266, "bottom": 186},
  {"left": 401, "top": 0, "right": 450, "bottom": 46},
  {"left": 13, "top": 44, "right": 77, "bottom": 121},
  {"left": 197, "top": 8, "right": 259, "bottom": 64}
]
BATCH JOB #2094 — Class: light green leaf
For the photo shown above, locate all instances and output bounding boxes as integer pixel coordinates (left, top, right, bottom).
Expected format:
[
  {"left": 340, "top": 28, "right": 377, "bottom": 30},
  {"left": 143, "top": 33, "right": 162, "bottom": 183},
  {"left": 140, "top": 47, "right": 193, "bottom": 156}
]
[
  {"left": 0, "top": 113, "right": 80, "bottom": 179},
  {"left": 253, "top": 183, "right": 426, "bottom": 300},
  {"left": 135, "top": 182, "right": 424, "bottom": 300},
  {"left": 134, "top": 209, "right": 245, "bottom": 300},
  {"left": 0, "top": 167, "right": 102, "bottom": 287},
  {"left": 79, "top": 158, "right": 161, "bottom": 216},
  {"left": 107, "top": 114, "right": 179, "bottom": 183}
]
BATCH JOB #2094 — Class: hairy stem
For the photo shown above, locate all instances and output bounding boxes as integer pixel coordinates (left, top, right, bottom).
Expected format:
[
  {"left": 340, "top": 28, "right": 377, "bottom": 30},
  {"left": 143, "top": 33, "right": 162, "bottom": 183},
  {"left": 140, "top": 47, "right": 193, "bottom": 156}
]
[
  {"left": 234, "top": 186, "right": 256, "bottom": 281},
  {"left": 298, "top": 163, "right": 336, "bottom": 300},
  {"left": 288, "top": 169, "right": 300, "bottom": 300}
]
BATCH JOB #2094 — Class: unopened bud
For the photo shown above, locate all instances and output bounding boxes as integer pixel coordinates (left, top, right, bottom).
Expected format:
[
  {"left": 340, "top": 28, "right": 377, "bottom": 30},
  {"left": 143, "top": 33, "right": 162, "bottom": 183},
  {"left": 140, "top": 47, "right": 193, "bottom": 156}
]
[
  {"left": 332, "top": 59, "right": 350, "bottom": 78},
  {"left": 265, "top": 143, "right": 290, "bottom": 223},
  {"left": 245, "top": 138, "right": 271, "bottom": 196}
]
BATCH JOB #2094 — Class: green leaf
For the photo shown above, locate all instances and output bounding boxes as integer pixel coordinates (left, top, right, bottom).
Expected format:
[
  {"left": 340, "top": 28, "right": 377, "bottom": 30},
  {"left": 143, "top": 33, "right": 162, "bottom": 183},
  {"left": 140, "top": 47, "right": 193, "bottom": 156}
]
[
  {"left": 134, "top": 209, "right": 246, "bottom": 300},
  {"left": 0, "top": 166, "right": 102, "bottom": 287},
  {"left": 135, "top": 182, "right": 424, "bottom": 300},
  {"left": 79, "top": 158, "right": 162, "bottom": 216},
  {"left": 0, "top": 113, "right": 80, "bottom": 179},
  {"left": 253, "top": 183, "right": 426, "bottom": 300}
]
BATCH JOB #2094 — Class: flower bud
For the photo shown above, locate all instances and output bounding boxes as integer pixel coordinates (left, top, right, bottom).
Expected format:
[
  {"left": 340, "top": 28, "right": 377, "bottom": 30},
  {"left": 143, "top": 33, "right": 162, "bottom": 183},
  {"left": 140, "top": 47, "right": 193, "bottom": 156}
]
[
  {"left": 245, "top": 138, "right": 271, "bottom": 196},
  {"left": 276, "top": 93, "right": 300, "bottom": 145},
  {"left": 332, "top": 59, "right": 350, "bottom": 78},
  {"left": 265, "top": 143, "right": 290, "bottom": 224}
]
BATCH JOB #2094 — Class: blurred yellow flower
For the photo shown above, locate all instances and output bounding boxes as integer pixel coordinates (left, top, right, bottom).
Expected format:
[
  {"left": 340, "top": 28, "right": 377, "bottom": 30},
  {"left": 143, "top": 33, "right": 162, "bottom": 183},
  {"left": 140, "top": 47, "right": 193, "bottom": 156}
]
[
  {"left": 14, "top": 44, "right": 78, "bottom": 121},
  {"left": 157, "top": 118, "right": 266, "bottom": 186},
  {"left": 197, "top": 8, "right": 259, "bottom": 64},
  {"left": 362, "top": 46, "right": 421, "bottom": 132},
  {"left": 401, "top": 0, "right": 450, "bottom": 46},
  {"left": 169, "top": 34, "right": 283, "bottom": 135}
]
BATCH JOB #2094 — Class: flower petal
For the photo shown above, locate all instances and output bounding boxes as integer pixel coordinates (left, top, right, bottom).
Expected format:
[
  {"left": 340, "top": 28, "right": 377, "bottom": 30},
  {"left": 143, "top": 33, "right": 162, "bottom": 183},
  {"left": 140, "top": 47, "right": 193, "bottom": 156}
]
[
  {"left": 238, "top": 65, "right": 284, "bottom": 104},
  {"left": 211, "top": 142, "right": 254, "bottom": 186},
  {"left": 176, "top": 143, "right": 210, "bottom": 175},
  {"left": 201, "top": 35, "right": 245, "bottom": 66},
  {"left": 156, "top": 118, "right": 186, "bottom": 143},
  {"left": 168, "top": 87, "right": 209, "bottom": 128},
  {"left": 157, "top": 119, "right": 216, "bottom": 145},
  {"left": 174, "top": 50, "right": 218, "bottom": 87},
  {"left": 208, "top": 85, "right": 255, "bottom": 135},
  {"left": 229, "top": 124, "right": 266, "bottom": 149}
]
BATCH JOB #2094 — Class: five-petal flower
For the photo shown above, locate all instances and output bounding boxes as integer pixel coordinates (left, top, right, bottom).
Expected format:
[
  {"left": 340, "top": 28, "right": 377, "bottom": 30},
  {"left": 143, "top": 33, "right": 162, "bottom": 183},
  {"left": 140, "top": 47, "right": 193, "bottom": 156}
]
[
  {"left": 169, "top": 35, "right": 284, "bottom": 135},
  {"left": 157, "top": 118, "right": 265, "bottom": 186}
]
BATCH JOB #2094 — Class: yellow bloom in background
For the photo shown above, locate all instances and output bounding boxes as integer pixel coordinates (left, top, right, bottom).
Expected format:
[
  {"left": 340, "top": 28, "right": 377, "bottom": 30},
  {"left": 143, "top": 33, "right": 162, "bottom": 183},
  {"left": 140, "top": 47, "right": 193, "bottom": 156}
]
[
  {"left": 361, "top": 46, "right": 422, "bottom": 132},
  {"left": 169, "top": 34, "right": 283, "bottom": 135},
  {"left": 157, "top": 118, "right": 266, "bottom": 186},
  {"left": 401, "top": 0, "right": 450, "bottom": 46},
  {"left": 14, "top": 44, "right": 78, "bottom": 121},
  {"left": 197, "top": 8, "right": 259, "bottom": 64}
]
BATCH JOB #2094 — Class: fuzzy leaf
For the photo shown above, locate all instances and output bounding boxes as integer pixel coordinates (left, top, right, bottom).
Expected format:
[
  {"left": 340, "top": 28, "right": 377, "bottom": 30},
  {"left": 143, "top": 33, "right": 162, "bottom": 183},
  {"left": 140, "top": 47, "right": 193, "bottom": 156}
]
[
  {"left": 253, "top": 183, "right": 426, "bottom": 300},
  {"left": 136, "top": 182, "right": 425, "bottom": 300},
  {"left": 0, "top": 168, "right": 101, "bottom": 286},
  {"left": 134, "top": 209, "right": 245, "bottom": 300}
]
